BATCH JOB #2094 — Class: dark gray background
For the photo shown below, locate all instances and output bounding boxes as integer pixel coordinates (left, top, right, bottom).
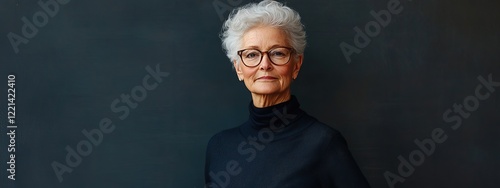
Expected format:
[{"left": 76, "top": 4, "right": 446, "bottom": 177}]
[{"left": 1, "top": 0, "right": 499, "bottom": 187}]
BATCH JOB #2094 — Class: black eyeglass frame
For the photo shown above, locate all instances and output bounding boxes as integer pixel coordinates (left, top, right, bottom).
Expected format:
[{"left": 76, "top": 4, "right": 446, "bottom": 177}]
[{"left": 237, "top": 47, "right": 296, "bottom": 67}]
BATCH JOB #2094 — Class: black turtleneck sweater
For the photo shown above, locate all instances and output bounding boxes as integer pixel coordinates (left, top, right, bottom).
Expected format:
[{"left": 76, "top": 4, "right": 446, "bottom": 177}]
[{"left": 204, "top": 96, "right": 370, "bottom": 188}]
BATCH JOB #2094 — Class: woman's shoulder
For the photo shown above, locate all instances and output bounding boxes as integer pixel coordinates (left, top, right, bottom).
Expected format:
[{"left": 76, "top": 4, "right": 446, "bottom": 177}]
[
  {"left": 206, "top": 124, "right": 242, "bottom": 146},
  {"left": 300, "top": 113, "right": 348, "bottom": 146}
]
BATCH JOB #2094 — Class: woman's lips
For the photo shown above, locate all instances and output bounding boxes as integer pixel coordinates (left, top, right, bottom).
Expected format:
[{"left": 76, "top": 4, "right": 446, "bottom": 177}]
[{"left": 256, "top": 76, "right": 277, "bottom": 80}]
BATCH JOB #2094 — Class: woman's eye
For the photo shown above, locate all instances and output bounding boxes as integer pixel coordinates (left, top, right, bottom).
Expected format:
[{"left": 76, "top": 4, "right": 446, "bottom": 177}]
[
  {"left": 245, "top": 52, "right": 258, "bottom": 58},
  {"left": 271, "top": 51, "right": 286, "bottom": 57}
]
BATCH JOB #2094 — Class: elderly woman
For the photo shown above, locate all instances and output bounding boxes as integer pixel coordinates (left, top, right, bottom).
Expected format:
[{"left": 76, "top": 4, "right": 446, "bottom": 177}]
[{"left": 205, "top": 1, "right": 370, "bottom": 187}]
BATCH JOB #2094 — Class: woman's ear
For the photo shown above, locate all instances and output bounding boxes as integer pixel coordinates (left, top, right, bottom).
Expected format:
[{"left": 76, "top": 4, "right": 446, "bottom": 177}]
[
  {"left": 234, "top": 61, "right": 244, "bottom": 81},
  {"left": 292, "top": 54, "right": 303, "bottom": 80}
]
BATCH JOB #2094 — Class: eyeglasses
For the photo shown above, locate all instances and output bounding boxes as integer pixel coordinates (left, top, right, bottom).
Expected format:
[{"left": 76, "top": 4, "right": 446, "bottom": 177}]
[{"left": 237, "top": 47, "right": 295, "bottom": 67}]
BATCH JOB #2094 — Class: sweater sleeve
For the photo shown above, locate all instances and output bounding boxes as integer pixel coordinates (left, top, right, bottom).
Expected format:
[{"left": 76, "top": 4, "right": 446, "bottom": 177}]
[{"left": 321, "top": 130, "right": 371, "bottom": 188}]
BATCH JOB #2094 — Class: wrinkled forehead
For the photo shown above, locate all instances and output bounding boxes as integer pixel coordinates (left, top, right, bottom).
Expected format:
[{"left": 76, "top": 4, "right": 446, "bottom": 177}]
[{"left": 240, "top": 26, "right": 290, "bottom": 50}]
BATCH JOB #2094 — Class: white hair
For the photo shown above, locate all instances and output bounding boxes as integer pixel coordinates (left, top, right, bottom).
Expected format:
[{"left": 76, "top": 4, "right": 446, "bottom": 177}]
[{"left": 220, "top": 0, "right": 307, "bottom": 66}]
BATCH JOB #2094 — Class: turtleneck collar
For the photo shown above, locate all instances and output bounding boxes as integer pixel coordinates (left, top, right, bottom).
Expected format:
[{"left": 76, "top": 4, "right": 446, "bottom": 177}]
[
  {"left": 239, "top": 95, "right": 311, "bottom": 141},
  {"left": 249, "top": 95, "right": 303, "bottom": 129}
]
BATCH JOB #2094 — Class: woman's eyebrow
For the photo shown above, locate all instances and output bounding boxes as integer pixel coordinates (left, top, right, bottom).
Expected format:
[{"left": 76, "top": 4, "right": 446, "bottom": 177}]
[{"left": 242, "top": 45, "right": 289, "bottom": 50}]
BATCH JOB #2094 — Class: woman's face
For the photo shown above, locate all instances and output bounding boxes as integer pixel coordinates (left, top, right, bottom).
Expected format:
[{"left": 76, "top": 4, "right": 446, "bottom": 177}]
[{"left": 234, "top": 26, "right": 303, "bottom": 96}]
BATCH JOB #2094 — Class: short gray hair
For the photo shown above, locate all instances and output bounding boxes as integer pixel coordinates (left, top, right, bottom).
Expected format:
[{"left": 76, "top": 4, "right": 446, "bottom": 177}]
[{"left": 220, "top": 0, "right": 307, "bottom": 65}]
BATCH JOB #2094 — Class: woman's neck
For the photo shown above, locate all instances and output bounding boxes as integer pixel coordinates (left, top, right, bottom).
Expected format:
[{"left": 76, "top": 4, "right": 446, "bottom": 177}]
[{"left": 251, "top": 91, "right": 291, "bottom": 108}]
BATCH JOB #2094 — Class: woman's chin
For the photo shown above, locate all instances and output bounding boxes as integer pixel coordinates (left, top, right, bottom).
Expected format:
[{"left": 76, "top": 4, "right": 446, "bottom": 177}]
[
  {"left": 250, "top": 87, "right": 282, "bottom": 95},
  {"left": 247, "top": 81, "right": 286, "bottom": 95}
]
